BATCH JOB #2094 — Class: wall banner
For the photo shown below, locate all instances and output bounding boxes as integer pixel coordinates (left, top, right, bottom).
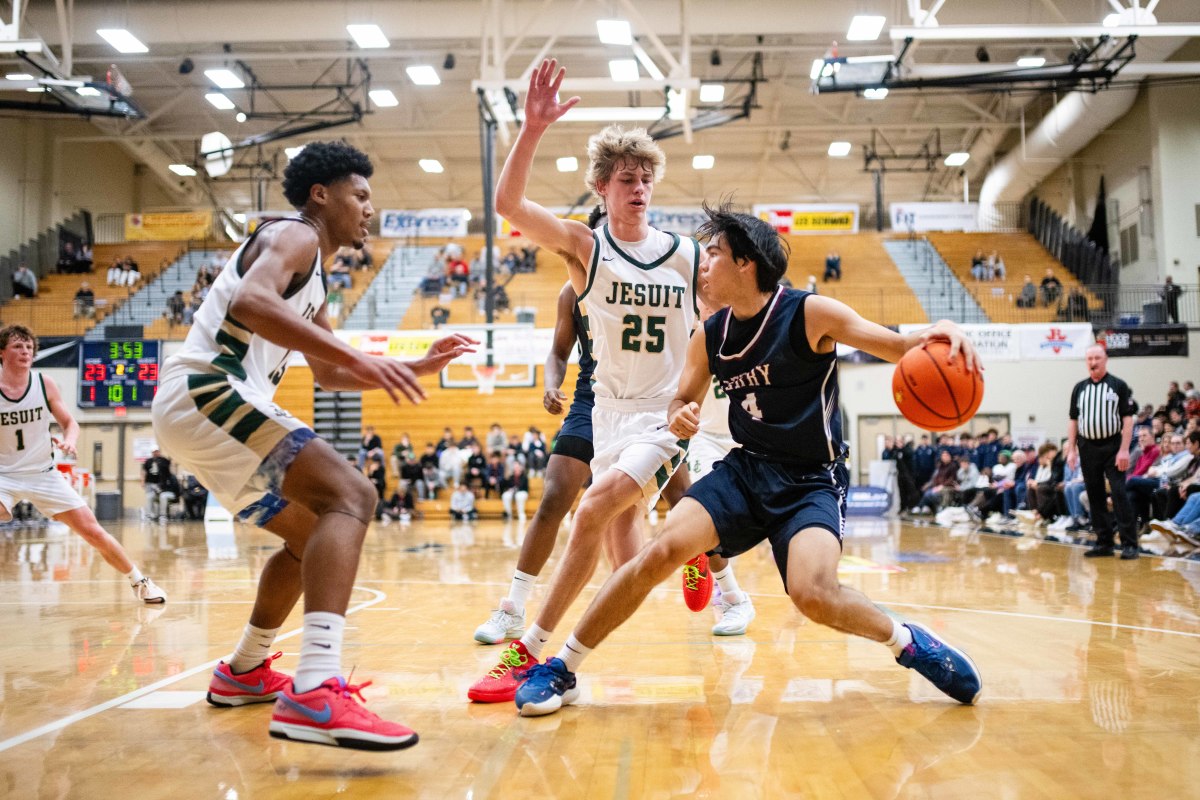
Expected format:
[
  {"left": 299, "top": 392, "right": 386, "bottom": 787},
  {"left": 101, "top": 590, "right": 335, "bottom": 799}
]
[
  {"left": 380, "top": 209, "right": 470, "bottom": 238},
  {"left": 1098, "top": 325, "right": 1188, "bottom": 357},
  {"left": 124, "top": 211, "right": 212, "bottom": 241},
  {"left": 889, "top": 202, "right": 979, "bottom": 233},
  {"left": 898, "top": 323, "right": 1021, "bottom": 362},
  {"left": 648, "top": 206, "right": 708, "bottom": 236},
  {"left": 1016, "top": 324, "right": 1094, "bottom": 360},
  {"left": 752, "top": 204, "right": 859, "bottom": 234}
]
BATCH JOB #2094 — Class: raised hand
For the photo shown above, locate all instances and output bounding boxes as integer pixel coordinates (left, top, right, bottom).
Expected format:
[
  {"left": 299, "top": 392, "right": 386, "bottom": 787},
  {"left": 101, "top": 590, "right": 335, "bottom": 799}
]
[
  {"left": 349, "top": 355, "right": 426, "bottom": 405},
  {"left": 524, "top": 58, "right": 580, "bottom": 130},
  {"left": 413, "top": 333, "right": 479, "bottom": 376}
]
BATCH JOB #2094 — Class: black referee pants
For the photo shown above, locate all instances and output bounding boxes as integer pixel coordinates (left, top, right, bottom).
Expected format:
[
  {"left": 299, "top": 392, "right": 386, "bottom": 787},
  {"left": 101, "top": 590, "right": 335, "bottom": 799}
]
[{"left": 1079, "top": 436, "right": 1137, "bottom": 548}]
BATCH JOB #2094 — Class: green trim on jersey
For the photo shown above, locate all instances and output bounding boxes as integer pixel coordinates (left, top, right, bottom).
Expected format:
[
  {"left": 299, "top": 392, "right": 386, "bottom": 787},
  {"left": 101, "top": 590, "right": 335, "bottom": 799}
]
[
  {"left": 603, "top": 225, "right": 681, "bottom": 270},
  {"left": 186, "top": 374, "right": 271, "bottom": 445},
  {"left": 577, "top": 231, "right": 602, "bottom": 304},
  {"left": 652, "top": 440, "right": 689, "bottom": 489},
  {"left": 689, "top": 237, "right": 700, "bottom": 316},
  {"left": 211, "top": 313, "right": 252, "bottom": 381},
  {"left": 38, "top": 373, "right": 50, "bottom": 414}
]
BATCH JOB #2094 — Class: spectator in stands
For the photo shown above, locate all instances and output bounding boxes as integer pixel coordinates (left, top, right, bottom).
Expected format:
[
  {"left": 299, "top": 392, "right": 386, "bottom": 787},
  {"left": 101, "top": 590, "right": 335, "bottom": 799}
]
[
  {"left": 459, "top": 426, "right": 480, "bottom": 450},
  {"left": 1062, "top": 287, "right": 1089, "bottom": 321},
  {"left": 1039, "top": 268, "right": 1062, "bottom": 307},
  {"left": 326, "top": 284, "right": 344, "bottom": 323},
  {"left": 1016, "top": 443, "right": 1063, "bottom": 525},
  {"left": 970, "top": 255, "right": 990, "bottom": 282},
  {"left": 73, "top": 281, "right": 95, "bottom": 318},
  {"left": 1166, "top": 381, "right": 1186, "bottom": 415},
  {"left": 118, "top": 259, "right": 141, "bottom": 288},
  {"left": 390, "top": 433, "right": 415, "bottom": 473},
  {"left": 142, "top": 448, "right": 176, "bottom": 522},
  {"left": 483, "top": 451, "right": 506, "bottom": 499},
  {"left": 486, "top": 422, "right": 508, "bottom": 454},
  {"left": 447, "top": 254, "right": 470, "bottom": 296},
  {"left": 356, "top": 425, "right": 383, "bottom": 469},
  {"left": 166, "top": 290, "right": 186, "bottom": 324},
  {"left": 57, "top": 242, "right": 85, "bottom": 274},
  {"left": 913, "top": 434, "right": 936, "bottom": 489},
  {"left": 989, "top": 250, "right": 1006, "bottom": 281},
  {"left": 1016, "top": 275, "right": 1038, "bottom": 308},
  {"left": 956, "top": 454, "right": 982, "bottom": 505},
  {"left": 918, "top": 450, "right": 959, "bottom": 514},
  {"left": 380, "top": 481, "right": 419, "bottom": 524},
  {"left": 439, "top": 441, "right": 463, "bottom": 488},
  {"left": 522, "top": 427, "right": 547, "bottom": 474},
  {"left": 805, "top": 275, "right": 818, "bottom": 294},
  {"left": 107, "top": 258, "right": 125, "bottom": 287},
  {"left": 328, "top": 249, "right": 353, "bottom": 290},
  {"left": 465, "top": 443, "right": 487, "bottom": 491},
  {"left": 365, "top": 453, "right": 388, "bottom": 511},
  {"left": 823, "top": 249, "right": 841, "bottom": 281},
  {"left": 418, "top": 443, "right": 441, "bottom": 499},
  {"left": 1161, "top": 276, "right": 1183, "bottom": 324},
  {"left": 501, "top": 461, "right": 530, "bottom": 521},
  {"left": 11, "top": 263, "right": 37, "bottom": 298},
  {"left": 182, "top": 473, "right": 208, "bottom": 520},
  {"left": 1129, "top": 428, "right": 1160, "bottom": 478},
  {"left": 356, "top": 245, "right": 373, "bottom": 270},
  {"left": 1127, "top": 433, "right": 1192, "bottom": 528},
  {"left": 450, "top": 483, "right": 478, "bottom": 521}
]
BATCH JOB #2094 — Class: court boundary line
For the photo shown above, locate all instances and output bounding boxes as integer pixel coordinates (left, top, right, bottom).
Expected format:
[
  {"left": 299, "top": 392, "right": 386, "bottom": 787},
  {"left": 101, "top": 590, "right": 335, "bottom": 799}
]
[{"left": 0, "top": 586, "right": 386, "bottom": 754}]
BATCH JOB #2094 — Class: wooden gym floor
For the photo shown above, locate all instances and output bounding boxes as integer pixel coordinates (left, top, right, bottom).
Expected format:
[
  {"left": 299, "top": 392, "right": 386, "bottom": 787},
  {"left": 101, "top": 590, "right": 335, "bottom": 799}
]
[{"left": 0, "top": 513, "right": 1197, "bottom": 799}]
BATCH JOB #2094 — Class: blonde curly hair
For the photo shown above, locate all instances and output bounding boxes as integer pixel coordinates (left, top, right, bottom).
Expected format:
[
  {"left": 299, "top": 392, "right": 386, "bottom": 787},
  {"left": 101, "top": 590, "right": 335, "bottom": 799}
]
[{"left": 584, "top": 125, "right": 665, "bottom": 198}]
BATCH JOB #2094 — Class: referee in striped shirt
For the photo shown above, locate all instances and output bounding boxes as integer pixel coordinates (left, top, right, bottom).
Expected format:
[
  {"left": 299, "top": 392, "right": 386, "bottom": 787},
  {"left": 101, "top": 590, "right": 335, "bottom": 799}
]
[{"left": 1065, "top": 344, "right": 1139, "bottom": 559}]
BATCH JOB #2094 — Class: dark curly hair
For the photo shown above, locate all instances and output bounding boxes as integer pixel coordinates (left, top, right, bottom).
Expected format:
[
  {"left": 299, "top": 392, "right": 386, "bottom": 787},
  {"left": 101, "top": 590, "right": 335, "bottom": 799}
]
[
  {"left": 696, "top": 199, "right": 790, "bottom": 291},
  {"left": 281, "top": 141, "right": 374, "bottom": 209}
]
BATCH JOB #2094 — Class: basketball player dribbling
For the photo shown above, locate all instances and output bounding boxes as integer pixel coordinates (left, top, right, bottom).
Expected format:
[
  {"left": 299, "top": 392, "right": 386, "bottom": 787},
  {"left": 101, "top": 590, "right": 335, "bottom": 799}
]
[
  {"left": 514, "top": 203, "right": 984, "bottom": 716},
  {"left": 0, "top": 324, "right": 166, "bottom": 605},
  {"left": 151, "top": 141, "right": 474, "bottom": 750}
]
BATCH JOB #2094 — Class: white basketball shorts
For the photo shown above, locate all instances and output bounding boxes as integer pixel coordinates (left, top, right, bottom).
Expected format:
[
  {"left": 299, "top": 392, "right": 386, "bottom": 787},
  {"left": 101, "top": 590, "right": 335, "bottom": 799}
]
[{"left": 591, "top": 397, "right": 687, "bottom": 504}]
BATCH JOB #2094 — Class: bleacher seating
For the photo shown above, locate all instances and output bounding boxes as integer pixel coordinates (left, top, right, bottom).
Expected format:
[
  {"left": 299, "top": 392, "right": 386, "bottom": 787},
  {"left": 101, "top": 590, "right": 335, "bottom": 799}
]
[{"left": 927, "top": 232, "right": 1100, "bottom": 324}]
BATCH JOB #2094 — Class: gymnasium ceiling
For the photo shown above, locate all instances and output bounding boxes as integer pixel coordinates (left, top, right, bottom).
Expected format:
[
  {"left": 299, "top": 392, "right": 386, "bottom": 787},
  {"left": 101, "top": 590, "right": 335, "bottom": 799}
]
[{"left": 4, "top": 0, "right": 1200, "bottom": 221}]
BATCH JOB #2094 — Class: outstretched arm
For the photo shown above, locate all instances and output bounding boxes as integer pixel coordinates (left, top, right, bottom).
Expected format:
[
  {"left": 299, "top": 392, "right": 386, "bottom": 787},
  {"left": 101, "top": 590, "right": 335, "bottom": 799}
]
[{"left": 495, "top": 59, "right": 594, "bottom": 292}]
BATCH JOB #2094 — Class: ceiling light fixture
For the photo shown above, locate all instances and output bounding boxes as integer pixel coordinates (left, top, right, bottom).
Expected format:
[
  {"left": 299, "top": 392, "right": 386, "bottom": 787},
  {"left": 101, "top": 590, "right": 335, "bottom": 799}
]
[
  {"left": 76, "top": 86, "right": 102, "bottom": 97},
  {"left": 169, "top": 164, "right": 197, "bottom": 176},
  {"left": 369, "top": 89, "right": 399, "bottom": 107},
  {"left": 346, "top": 24, "right": 390, "bottom": 49},
  {"left": 96, "top": 29, "right": 148, "bottom": 54},
  {"left": 419, "top": 159, "right": 444, "bottom": 173},
  {"left": 406, "top": 65, "right": 440, "bottom": 86},
  {"left": 846, "top": 15, "right": 886, "bottom": 42},
  {"left": 944, "top": 152, "right": 970, "bottom": 166},
  {"left": 1016, "top": 56, "right": 1046, "bottom": 67},
  {"left": 518, "top": 106, "right": 664, "bottom": 123},
  {"left": 609, "top": 59, "right": 639, "bottom": 82},
  {"left": 204, "top": 68, "right": 244, "bottom": 89},
  {"left": 863, "top": 87, "right": 889, "bottom": 99},
  {"left": 828, "top": 141, "right": 852, "bottom": 157},
  {"left": 5, "top": 73, "right": 34, "bottom": 81},
  {"left": 692, "top": 155, "right": 715, "bottom": 170},
  {"left": 699, "top": 84, "right": 725, "bottom": 103},
  {"left": 205, "top": 92, "right": 236, "bottom": 110},
  {"left": 596, "top": 19, "right": 633, "bottom": 46},
  {"left": 284, "top": 146, "right": 305, "bottom": 160},
  {"left": 556, "top": 157, "right": 579, "bottom": 172}
]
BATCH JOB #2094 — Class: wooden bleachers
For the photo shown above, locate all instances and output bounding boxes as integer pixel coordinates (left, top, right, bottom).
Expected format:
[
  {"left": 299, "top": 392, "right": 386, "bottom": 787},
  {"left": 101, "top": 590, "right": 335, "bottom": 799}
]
[
  {"left": 784, "top": 232, "right": 928, "bottom": 326},
  {"left": 927, "top": 232, "right": 1100, "bottom": 324},
  {"left": 2, "top": 242, "right": 185, "bottom": 336}
]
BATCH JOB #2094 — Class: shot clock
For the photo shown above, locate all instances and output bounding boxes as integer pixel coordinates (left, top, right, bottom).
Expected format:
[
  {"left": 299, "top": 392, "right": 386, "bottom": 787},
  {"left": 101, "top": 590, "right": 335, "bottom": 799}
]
[{"left": 78, "top": 340, "right": 160, "bottom": 408}]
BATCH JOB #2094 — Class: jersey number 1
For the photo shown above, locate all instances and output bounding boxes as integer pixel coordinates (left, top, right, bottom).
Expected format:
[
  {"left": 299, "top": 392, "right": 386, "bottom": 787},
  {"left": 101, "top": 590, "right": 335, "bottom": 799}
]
[{"left": 14, "top": 430, "right": 24, "bottom": 451}]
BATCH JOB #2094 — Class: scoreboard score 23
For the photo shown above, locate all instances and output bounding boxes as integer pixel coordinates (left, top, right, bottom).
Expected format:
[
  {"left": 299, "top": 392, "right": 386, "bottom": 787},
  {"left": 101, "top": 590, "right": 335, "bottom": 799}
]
[{"left": 78, "top": 340, "right": 160, "bottom": 408}]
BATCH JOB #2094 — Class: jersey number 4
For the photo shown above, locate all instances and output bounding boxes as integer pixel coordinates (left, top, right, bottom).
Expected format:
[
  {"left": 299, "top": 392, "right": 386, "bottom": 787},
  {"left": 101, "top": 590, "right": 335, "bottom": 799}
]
[
  {"left": 741, "top": 392, "right": 764, "bottom": 420},
  {"left": 621, "top": 314, "right": 666, "bottom": 353}
]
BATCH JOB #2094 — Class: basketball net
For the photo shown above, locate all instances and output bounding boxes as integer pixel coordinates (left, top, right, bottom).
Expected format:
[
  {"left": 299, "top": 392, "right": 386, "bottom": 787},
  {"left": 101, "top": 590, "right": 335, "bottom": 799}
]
[{"left": 474, "top": 364, "right": 498, "bottom": 395}]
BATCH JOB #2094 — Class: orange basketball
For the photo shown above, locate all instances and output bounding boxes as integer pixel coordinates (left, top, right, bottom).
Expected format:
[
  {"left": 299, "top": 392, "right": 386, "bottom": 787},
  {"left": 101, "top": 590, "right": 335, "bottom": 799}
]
[{"left": 892, "top": 341, "right": 983, "bottom": 432}]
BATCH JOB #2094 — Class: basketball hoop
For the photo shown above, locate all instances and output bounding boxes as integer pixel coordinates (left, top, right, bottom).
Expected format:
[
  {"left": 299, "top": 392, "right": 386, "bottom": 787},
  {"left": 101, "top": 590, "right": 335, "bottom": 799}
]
[{"left": 474, "top": 364, "right": 498, "bottom": 395}]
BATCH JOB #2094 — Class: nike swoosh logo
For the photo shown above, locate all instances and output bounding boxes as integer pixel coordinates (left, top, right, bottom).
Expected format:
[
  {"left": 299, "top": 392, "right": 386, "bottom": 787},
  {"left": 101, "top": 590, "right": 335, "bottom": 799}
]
[
  {"left": 215, "top": 671, "right": 265, "bottom": 693},
  {"left": 278, "top": 696, "right": 333, "bottom": 724},
  {"left": 601, "top": 257, "right": 614, "bottom": 261},
  {"left": 314, "top": 624, "right": 331, "bottom": 630},
  {"left": 315, "top": 642, "right": 331, "bottom": 649}
]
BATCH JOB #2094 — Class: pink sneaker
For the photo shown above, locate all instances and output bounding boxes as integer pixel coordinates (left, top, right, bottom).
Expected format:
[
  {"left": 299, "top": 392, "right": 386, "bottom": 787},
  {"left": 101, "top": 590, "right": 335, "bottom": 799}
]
[
  {"left": 207, "top": 651, "right": 292, "bottom": 707},
  {"left": 269, "top": 677, "right": 419, "bottom": 751}
]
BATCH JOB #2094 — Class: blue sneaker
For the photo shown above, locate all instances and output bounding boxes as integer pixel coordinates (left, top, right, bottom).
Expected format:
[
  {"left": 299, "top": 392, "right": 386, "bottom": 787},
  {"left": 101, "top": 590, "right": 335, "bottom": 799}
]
[
  {"left": 896, "top": 623, "right": 982, "bottom": 705},
  {"left": 514, "top": 658, "right": 579, "bottom": 717}
]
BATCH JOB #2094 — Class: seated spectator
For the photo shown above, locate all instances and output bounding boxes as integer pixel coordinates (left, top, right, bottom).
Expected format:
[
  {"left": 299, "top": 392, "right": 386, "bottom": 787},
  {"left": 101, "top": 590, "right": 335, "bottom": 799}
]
[
  {"left": 417, "top": 443, "right": 441, "bottom": 499},
  {"left": 823, "top": 249, "right": 841, "bottom": 281},
  {"left": 1015, "top": 275, "right": 1037, "bottom": 308},
  {"left": 365, "top": 453, "right": 387, "bottom": 508},
  {"left": 956, "top": 455, "right": 981, "bottom": 505},
  {"left": 328, "top": 254, "right": 353, "bottom": 290},
  {"left": 438, "top": 441, "right": 463, "bottom": 488},
  {"left": 120, "top": 260, "right": 141, "bottom": 288},
  {"left": 1128, "top": 433, "right": 1194, "bottom": 527},
  {"left": 501, "top": 462, "right": 530, "bottom": 521},
  {"left": 436, "top": 427, "right": 457, "bottom": 455},
  {"left": 486, "top": 423, "right": 508, "bottom": 454},
  {"left": 989, "top": 250, "right": 1006, "bottom": 281},
  {"left": 1039, "top": 268, "right": 1062, "bottom": 306},
  {"left": 523, "top": 427, "right": 548, "bottom": 474},
  {"left": 107, "top": 259, "right": 126, "bottom": 287},
  {"left": 326, "top": 284, "right": 344, "bottom": 322},
  {"left": 970, "top": 257, "right": 990, "bottom": 282},
  {"left": 356, "top": 245, "right": 373, "bottom": 270},
  {"left": 57, "top": 242, "right": 79, "bottom": 274},
  {"left": 379, "top": 481, "right": 420, "bottom": 523},
  {"left": 459, "top": 426, "right": 480, "bottom": 451},
  {"left": 166, "top": 290, "right": 186, "bottom": 324},
  {"left": 182, "top": 473, "right": 209, "bottom": 520},
  {"left": 1062, "top": 287, "right": 1089, "bottom": 321},
  {"left": 918, "top": 450, "right": 959, "bottom": 513},
  {"left": 185, "top": 289, "right": 203, "bottom": 325},
  {"left": 483, "top": 451, "right": 506, "bottom": 499},
  {"left": 390, "top": 434, "right": 415, "bottom": 476},
  {"left": 464, "top": 443, "right": 487, "bottom": 491},
  {"left": 396, "top": 454, "right": 424, "bottom": 495},
  {"left": 447, "top": 256, "right": 470, "bottom": 296},
  {"left": 73, "top": 281, "right": 96, "bottom": 318},
  {"left": 450, "top": 483, "right": 478, "bottom": 521},
  {"left": 11, "top": 263, "right": 38, "bottom": 298},
  {"left": 1016, "top": 443, "right": 1063, "bottom": 525}
]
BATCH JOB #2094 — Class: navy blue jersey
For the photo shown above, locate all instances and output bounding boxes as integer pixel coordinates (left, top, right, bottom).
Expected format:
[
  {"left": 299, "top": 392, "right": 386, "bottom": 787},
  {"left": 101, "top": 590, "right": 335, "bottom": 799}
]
[
  {"left": 572, "top": 300, "right": 596, "bottom": 404},
  {"left": 704, "top": 287, "right": 846, "bottom": 465}
]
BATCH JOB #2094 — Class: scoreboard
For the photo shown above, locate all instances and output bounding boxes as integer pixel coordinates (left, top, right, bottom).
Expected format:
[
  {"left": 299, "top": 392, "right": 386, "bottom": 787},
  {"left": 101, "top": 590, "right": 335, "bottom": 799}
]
[{"left": 78, "top": 340, "right": 160, "bottom": 408}]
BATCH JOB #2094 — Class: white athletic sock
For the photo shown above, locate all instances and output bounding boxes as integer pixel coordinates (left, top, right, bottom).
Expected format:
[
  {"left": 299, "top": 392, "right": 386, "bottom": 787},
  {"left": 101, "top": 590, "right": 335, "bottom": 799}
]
[
  {"left": 506, "top": 570, "right": 536, "bottom": 613},
  {"left": 229, "top": 623, "right": 281, "bottom": 674},
  {"left": 125, "top": 566, "right": 145, "bottom": 586},
  {"left": 293, "top": 612, "right": 345, "bottom": 693},
  {"left": 521, "top": 623, "right": 553, "bottom": 660},
  {"left": 713, "top": 563, "right": 745, "bottom": 604},
  {"left": 556, "top": 634, "right": 592, "bottom": 673},
  {"left": 885, "top": 618, "right": 914, "bottom": 658}
]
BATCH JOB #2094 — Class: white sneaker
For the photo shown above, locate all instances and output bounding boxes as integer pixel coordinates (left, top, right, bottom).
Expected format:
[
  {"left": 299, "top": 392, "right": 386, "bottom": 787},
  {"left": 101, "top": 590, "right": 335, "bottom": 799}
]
[
  {"left": 1149, "top": 519, "right": 1180, "bottom": 535},
  {"left": 132, "top": 577, "right": 166, "bottom": 604},
  {"left": 712, "top": 596, "right": 756, "bottom": 636},
  {"left": 1048, "top": 516, "right": 1071, "bottom": 530},
  {"left": 1013, "top": 510, "right": 1038, "bottom": 523},
  {"left": 474, "top": 598, "right": 525, "bottom": 644}
]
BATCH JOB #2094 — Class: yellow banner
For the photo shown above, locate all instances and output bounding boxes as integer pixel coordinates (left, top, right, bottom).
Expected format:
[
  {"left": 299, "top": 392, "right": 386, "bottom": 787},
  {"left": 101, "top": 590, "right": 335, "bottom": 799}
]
[
  {"left": 124, "top": 211, "right": 213, "bottom": 241},
  {"left": 785, "top": 211, "right": 857, "bottom": 232},
  {"left": 341, "top": 331, "right": 440, "bottom": 359},
  {"left": 753, "top": 204, "right": 860, "bottom": 234}
]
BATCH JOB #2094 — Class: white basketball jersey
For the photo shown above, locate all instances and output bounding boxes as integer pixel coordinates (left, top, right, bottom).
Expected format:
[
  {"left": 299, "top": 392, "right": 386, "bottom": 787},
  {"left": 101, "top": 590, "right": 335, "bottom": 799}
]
[
  {"left": 161, "top": 219, "right": 326, "bottom": 397},
  {"left": 698, "top": 374, "right": 736, "bottom": 447},
  {"left": 578, "top": 225, "right": 698, "bottom": 401},
  {"left": 0, "top": 372, "right": 55, "bottom": 473}
]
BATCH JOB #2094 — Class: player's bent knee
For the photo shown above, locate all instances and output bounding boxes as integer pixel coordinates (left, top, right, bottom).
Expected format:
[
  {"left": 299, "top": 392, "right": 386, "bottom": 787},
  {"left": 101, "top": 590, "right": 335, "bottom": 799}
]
[
  {"left": 790, "top": 585, "right": 837, "bottom": 624},
  {"left": 635, "top": 538, "right": 683, "bottom": 584}
]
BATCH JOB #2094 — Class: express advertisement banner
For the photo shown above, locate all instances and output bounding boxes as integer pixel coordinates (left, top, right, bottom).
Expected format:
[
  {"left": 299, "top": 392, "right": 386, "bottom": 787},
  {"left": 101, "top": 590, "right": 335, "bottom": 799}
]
[
  {"left": 380, "top": 209, "right": 470, "bottom": 238},
  {"left": 1098, "top": 325, "right": 1188, "bottom": 357},
  {"left": 889, "top": 202, "right": 979, "bottom": 233},
  {"left": 752, "top": 204, "right": 860, "bottom": 234}
]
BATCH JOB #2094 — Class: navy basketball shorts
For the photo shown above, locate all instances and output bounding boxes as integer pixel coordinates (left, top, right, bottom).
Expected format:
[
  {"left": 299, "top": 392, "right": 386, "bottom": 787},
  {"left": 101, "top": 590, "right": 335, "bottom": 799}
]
[
  {"left": 685, "top": 447, "right": 848, "bottom": 589},
  {"left": 551, "top": 394, "right": 594, "bottom": 465}
]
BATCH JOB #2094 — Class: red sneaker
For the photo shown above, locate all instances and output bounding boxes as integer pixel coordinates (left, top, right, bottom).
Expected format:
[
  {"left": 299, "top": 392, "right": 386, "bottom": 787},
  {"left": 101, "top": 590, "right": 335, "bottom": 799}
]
[
  {"left": 207, "top": 651, "right": 292, "bottom": 707},
  {"left": 467, "top": 640, "right": 540, "bottom": 703},
  {"left": 269, "top": 677, "right": 419, "bottom": 751},
  {"left": 682, "top": 554, "right": 714, "bottom": 612}
]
